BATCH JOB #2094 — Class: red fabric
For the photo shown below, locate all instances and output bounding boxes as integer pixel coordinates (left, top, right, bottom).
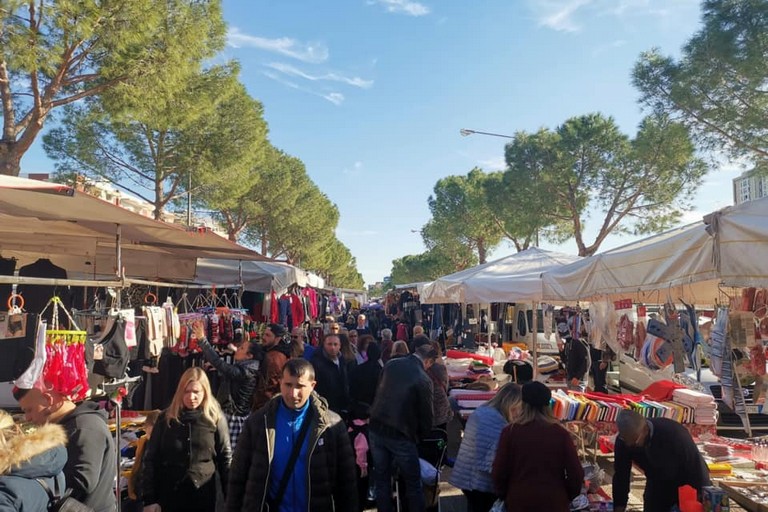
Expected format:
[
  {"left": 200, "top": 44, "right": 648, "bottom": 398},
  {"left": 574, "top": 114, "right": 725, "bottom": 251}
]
[
  {"left": 303, "top": 288, "right": 319, "bottom": 319},
  {"left": 492, "top": 420, "right": 584, "bottom": 512},
  {"left": 396, "top": 323, "right": 408, "bottom": 342},
  {"left": 641, "top": 380, "right": 686, "bottom": 401},
  {"left": 446, "top": 349, "right": 494, "bottom": 366},
  {"left": 270, "top": 290, "right": 279, "bottom": 324},
  {"left": 290, "top": 293, "right": 305, "bottom": 327}
]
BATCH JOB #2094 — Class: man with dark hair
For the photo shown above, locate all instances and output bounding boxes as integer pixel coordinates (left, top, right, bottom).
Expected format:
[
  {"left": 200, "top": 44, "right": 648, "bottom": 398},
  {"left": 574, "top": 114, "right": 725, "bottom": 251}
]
[
  {"left": 613, "top": 409, "right": 710, "bottom": 512},
  {"left": 227, "top": 359, "right": 358, "bottom": 512},
  {"left": 14, "top": 386, "right": 116, "bottom": 512},
  {"left": 369, "top": 344, "right": 437, "bottom": 512},
  {"left": 252, "top": 323, "right": 292, "bottom": 411},
  {"left": 311, "top": 334, "right": 351, "bottom": 418}
]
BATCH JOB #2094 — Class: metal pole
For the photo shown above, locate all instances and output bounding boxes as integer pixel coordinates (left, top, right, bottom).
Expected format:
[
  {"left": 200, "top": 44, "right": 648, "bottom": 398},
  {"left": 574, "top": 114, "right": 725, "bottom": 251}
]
[
  {"left": 187, "top": 173, "right": 192, "bottom": 227},
  {"left": 115, "top": 224, "right": 122, "bottom": 279},
  {"left": 531, "top": 301, "right": 539, "bottom": 379}
]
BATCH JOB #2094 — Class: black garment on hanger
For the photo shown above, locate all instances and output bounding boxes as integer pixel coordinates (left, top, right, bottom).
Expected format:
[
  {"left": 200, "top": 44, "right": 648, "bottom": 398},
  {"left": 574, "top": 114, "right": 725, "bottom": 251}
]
[
  {"left": 17, "top": 259, "right": 68, "bottom": 316},
  {"left": 0, "top": 313, "right": 39, "bottom": 382},
  {"left": 0, "top": 256, "right": 17, "bottom": 304}
]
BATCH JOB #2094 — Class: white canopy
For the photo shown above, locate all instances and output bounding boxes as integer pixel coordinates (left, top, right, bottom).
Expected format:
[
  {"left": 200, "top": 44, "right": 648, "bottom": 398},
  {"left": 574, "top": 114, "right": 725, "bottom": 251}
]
[
  {"left": 541, "top": 197, "right": 768, "bottom": 304},
  {"left": 195, "top": 259, "right": 325, "bottom": 293},
  {"left": 420, "top": 247, "right": 582, "bottom": 304}
]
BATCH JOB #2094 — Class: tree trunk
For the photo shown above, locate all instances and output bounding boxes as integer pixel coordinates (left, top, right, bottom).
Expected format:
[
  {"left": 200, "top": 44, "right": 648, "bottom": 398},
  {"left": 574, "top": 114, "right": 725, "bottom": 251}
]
[
  {"left": 0, "top": 141, "right": 23, "bottom": 176},
  {"left": 477, "top": 239, "right": 487, "bottom": 264}
]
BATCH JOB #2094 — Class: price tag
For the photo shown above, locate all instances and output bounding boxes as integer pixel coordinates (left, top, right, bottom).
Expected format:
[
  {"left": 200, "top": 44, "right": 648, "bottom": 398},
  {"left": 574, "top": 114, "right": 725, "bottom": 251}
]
[
  {"left": 746, "top": 405, "right": 761, "bottom": 415},
  {"left": 468, "top": 318, "right": 478, "bottom": 325},
  {"left": 614, "top": 299, "right": 633, "bottom": 310}
]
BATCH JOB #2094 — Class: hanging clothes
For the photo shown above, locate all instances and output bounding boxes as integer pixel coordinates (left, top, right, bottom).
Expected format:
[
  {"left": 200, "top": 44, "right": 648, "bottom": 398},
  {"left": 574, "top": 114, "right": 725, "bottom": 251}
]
[
  {"left": 290, "top": 292, "right": 306, "bottom": 328},
  {"left": 269, "top": 290, "right": 279, "bottom": 324}
]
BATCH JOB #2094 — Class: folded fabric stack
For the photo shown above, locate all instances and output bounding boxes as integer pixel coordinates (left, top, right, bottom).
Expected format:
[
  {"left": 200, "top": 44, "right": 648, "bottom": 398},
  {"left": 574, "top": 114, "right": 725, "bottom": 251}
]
[
  {"left": 551, "top": 390, "right": 624, "bottom": 423},
  {"left": 672, "top": 388, "right": 719, "bottom": 425},
  {"left": 704, "top": 443, "right": 731, "bottom": 458},
  {"left": 449, "top": 389, "right": 497, "bottom": 419},
  {"left": 468, "top": 360, "right": 493, "bottom": 376}
]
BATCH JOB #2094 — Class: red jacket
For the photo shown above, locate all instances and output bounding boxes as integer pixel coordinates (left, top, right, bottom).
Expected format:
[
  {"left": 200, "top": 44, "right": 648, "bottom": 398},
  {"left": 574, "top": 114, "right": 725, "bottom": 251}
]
[{"left": 492, "top": 419, "right": 584, "bottom": 512}]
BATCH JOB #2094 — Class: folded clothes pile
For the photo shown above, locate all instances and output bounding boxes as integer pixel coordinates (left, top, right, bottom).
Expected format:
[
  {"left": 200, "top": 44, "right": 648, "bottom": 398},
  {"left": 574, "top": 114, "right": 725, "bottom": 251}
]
[
  {"left": 704, "top": 443, "right": 731, "bottom": 458},
  {"left": 672, "top": 388, "right": 719, "bottom": 425}
]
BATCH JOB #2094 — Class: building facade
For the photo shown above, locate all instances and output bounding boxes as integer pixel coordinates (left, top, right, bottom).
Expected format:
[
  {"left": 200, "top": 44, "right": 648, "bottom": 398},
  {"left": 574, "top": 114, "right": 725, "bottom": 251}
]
[{"left": 733, "top": 169, "right": 768, "bottom": 205}]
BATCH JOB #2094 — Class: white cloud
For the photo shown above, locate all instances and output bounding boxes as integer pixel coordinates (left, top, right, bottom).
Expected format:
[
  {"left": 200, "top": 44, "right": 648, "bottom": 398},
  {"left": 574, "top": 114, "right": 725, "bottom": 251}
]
[
  {"left": 227, "top": 28, "right": 329, "bottom": 63},
  {"left": 323, "top": 92, "right": 345, "bottom": 106},
  {"left": 529, "top": 0, "right": 700, "bottom": 33},
  {"left": 478, "top": 156, "right": 507, "bottom": 171},
  {"left": 265, "top": 62, "right": 373, "bottom": 89},
  {"left": 367, "top": 0, "right": 430, "bottom": 16},
  {"left": 529, "top": 0, "right": 594, "bottom": 32},
  {"left": 263, "top": 71, "right": 345, "bottom": 106}
]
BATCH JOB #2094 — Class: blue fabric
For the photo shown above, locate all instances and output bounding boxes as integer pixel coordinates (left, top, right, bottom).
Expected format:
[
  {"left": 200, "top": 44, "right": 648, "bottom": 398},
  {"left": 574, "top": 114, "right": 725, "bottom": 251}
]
[
  {"left": 0, "top": 446, "right": 67, "bottom": 512},
  {"left": 448, "top": 406, "right": 507, "bottom": 493},
  {"left": 278, "top": 298, "right": 291, "bottom": 326},
  {"left": 302, "top": 344, "right": 316, "bottom": 361},
  {"left": 270, "top": 400, "right": 311, "bottom": 512},
  {"left": 370, "top": 430, "right": 424, "bottom": 512}
]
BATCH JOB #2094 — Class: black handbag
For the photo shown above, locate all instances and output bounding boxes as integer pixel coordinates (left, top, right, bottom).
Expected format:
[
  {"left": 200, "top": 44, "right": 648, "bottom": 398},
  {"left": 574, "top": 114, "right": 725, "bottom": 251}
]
[{"left": 35, "top": 478, "right": 94, "bottom": 512}]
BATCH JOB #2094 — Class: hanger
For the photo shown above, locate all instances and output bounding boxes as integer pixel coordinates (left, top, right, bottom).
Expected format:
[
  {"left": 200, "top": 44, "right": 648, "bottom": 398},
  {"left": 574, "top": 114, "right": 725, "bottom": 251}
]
[{"left": 7, "top": 292, "right": 24, "bottom": 314}]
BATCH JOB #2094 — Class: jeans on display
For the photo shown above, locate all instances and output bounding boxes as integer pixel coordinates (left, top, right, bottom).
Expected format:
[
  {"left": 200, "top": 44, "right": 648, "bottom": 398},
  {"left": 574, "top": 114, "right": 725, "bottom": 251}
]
[{"left": 370, "top": 430, "right": 425, "bottom": 512}]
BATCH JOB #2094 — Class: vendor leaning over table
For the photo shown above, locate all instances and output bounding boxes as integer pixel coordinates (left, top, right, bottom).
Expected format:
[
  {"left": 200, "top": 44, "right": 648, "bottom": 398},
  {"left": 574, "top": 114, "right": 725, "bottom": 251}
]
[{"left": 613, "top": 409, "right": 711, "bottom": 512}]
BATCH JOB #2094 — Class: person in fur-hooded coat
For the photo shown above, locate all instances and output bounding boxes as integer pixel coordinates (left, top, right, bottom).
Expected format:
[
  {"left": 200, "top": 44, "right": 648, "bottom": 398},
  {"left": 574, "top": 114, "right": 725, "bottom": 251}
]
[{"left": 0, "top": 411, "right": 68, "bottom": 512}]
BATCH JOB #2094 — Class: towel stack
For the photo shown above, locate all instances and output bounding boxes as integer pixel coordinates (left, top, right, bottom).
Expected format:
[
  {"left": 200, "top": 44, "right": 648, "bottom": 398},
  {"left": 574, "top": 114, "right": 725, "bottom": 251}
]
[{"left": 672, "top": 388, "right": 719, "bottom": 425}]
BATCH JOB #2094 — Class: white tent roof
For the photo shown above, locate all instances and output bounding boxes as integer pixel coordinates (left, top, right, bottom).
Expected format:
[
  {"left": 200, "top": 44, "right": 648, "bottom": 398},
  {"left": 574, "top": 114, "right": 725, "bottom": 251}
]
[
  {"left": 420, "top": 247, "right": 582, "bottom": 304},
  {"left": 541, "top": 197, "right": 768, "bottom": 304},
  {"left": 195, "top": 259, "right": 325, "bottom": 293},
  {"left": 0, "top": 176, "right": 266, "bottom": 281}
]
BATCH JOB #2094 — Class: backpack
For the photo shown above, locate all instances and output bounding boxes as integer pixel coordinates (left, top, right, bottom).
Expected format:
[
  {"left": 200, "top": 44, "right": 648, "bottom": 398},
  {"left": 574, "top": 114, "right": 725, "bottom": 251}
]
[{"left": 36, "top": 478, "right": 94, "bottom": 512}]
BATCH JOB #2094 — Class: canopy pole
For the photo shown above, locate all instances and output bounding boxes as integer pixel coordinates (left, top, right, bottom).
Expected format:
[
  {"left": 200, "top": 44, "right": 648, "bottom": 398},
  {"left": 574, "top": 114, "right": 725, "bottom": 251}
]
[
  {"left": 532, "top": 301, "right": 538, "bottom": 379},
  {"left": 116, "top": 223, "right": 123, "bottom": 307}
]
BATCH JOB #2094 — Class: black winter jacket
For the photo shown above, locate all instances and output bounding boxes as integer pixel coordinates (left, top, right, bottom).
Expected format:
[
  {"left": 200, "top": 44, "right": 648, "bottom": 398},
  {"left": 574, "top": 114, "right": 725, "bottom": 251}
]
[
  {"left": 226, "top": 393, "right": 358, "bottom": 512},
  {"left": 142, "top": 409, "right": 232, "bottom": 510},
  {"left": 59, "top": 401, "right": 116, "bottom": 512},
  {"left": 200, "top": 337, "right": 261, "bottom": 416},
  {"left": 310, "top": 350, "right": 351, "bottom": 416},
  {"left": 349, "top": 358, "right": 382, "bottom": 419},
  {"left": 565, "top": 337, "right": 589, "bottom": 382},
  {"left": 369, "top": 354, "right": 433, "bottom": 443}
]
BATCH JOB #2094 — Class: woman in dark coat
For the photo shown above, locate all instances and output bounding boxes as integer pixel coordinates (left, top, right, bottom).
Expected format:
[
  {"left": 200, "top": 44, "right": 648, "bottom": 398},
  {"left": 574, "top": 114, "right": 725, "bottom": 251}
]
[
  {"left": 492, "top": 382, "right": 584, "bottom": 512},
  {"left": 142, "top": 367, "right": 232, "bottom": 512}
]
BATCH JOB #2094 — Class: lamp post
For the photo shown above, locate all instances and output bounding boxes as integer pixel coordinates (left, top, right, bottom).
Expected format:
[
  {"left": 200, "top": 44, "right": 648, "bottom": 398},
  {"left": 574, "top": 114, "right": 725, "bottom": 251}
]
[
  {"left": 459, "top": 128, "right": 514, "bottom": 139},
  {"left": 459, "top": 127, "right": 539, "bottom": 247}
]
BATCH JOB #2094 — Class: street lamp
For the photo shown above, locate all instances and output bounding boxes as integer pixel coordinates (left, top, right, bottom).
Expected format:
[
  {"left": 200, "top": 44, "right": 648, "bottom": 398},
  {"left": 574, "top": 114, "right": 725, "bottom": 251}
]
[
  {"left": 459, "top": 127, "right": 539, "bottom": 247},
  {"left": 459, "top": 128, "right": 514, "bottom": 139}
]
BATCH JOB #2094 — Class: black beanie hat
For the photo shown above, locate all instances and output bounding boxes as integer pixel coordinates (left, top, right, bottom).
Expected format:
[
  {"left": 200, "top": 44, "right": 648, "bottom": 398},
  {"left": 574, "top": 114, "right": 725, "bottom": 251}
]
[{"left": 522, "top": 381, "right": 552, "bottom": 408}]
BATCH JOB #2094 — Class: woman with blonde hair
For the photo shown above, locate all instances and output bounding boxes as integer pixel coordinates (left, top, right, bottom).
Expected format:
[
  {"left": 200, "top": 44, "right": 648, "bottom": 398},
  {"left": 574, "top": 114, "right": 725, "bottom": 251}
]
[
  {"left": 142, "top": 367, "right": 232, "bottom": 512},
  {"left": 0, "top": 409, "right": 68, "bottom": 511},
  {"left": 449, "top": 383, "right": 521, "bottom": 512},
  {"left": 492, "top": 381, "right": 583, "bottom": 512}
]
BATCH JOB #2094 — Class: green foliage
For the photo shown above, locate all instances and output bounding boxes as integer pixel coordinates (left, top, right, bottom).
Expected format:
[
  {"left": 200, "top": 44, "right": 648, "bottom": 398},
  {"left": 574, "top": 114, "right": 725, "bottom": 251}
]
[
  {"left": 502, "top": 113, "right": 707, "bottom": 256},
  {"left": 43, "top": 65, "right": 257, "bottom": 219},
  {"left": 424, "top": 168, "right": 504, "bottom": 264},
  {"left": 0, "top": 0, "right": 226, "bottom": 175},
  {"left": 390, "top": 248, "right": 470, "bottom": 285},
  {"left": 633, "top": 0, "right": 768, "bottom": 164}
]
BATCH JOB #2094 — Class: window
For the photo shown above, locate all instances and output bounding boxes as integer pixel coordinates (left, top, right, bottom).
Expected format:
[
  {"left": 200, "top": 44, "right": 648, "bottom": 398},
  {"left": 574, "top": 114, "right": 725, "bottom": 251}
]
[
  {"left": 759, "top": 176, "right": 768, "bottom": 199},
  {"left": 740, "top": 178, "right": 751, "bottom": 203}
]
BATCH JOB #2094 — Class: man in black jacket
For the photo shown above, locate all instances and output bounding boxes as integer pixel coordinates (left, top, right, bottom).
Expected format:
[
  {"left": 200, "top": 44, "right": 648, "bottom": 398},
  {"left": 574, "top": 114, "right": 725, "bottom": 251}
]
[
  {"left": 16, "top": 387, "right": 116, "bottom": 512},
  {"left": 194, "top": 320, "right": 263, "bottom": 449},
  {"left": 369, "top": 344, "right": 437, "bottom": 512},
  {"left": 311, "top": 334, "right": 351, "bottom": 418},
  {"left": 227, "top": 358, "right": 358, "bottom": 512},
  {"left": 613, "top": 409, "right": 711, "bottom": 512}
]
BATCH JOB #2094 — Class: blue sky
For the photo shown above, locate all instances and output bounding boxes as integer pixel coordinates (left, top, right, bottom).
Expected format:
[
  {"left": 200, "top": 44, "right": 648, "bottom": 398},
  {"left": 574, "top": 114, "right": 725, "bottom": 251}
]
[{"left": 21, "top": 0, "right": 746, "bottom": 285}]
